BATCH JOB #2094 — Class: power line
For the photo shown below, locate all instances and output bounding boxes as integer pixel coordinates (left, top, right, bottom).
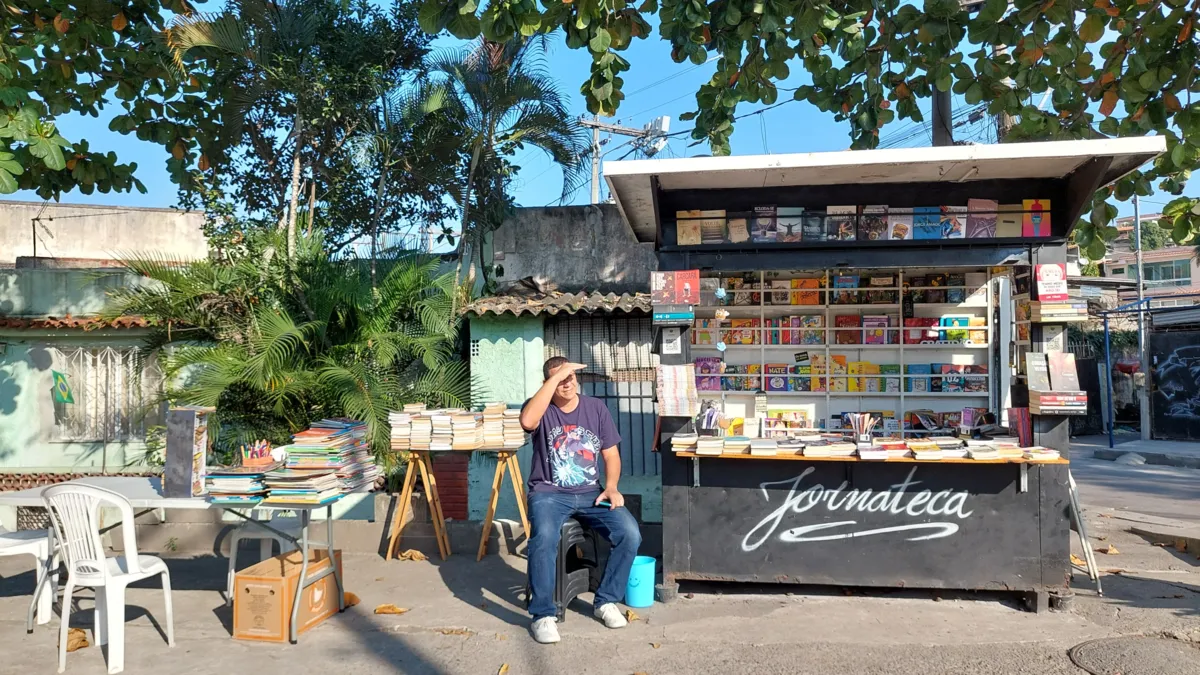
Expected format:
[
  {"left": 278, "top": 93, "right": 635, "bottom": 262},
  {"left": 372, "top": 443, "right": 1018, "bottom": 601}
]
[{"left": 622, "top": 55, "right": 718, "bottom": 100}]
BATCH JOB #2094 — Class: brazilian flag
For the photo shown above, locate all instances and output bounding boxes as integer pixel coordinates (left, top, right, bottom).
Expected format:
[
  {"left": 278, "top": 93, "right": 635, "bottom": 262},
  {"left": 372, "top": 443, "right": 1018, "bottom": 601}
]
[{"left": 52, "top": 371, "right": 74, "bottom": 404}]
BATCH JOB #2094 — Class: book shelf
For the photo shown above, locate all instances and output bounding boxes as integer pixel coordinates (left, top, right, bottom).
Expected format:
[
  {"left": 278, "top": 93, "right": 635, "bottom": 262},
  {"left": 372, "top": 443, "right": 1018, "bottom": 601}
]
[{"left": 689, "top": 266, "right": 994, "bottom": 436}]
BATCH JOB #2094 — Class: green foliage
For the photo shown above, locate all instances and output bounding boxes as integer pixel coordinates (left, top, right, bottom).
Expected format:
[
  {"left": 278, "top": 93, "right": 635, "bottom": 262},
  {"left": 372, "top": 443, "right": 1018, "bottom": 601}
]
[
  {"left": 104, "top": 229, "right": 473, "bottom": 462},
  {"left": 419, "top": 0, "right": 1200, "bottom": 239},
  {"left": 0, "top": 0, "right": 199, "bottom": 196},
  {"left": 1136, "top": 217, "right": 1171, "bottom": 251},
  {"left": 1079, "top": 259, "right": 1100, "bottom": 277}
]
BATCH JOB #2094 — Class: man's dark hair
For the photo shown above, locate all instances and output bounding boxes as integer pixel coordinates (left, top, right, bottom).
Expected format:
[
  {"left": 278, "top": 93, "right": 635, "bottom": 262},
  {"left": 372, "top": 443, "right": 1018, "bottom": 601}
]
[{"left": 543, "top": 356, "right": 570, "bottom": 381}]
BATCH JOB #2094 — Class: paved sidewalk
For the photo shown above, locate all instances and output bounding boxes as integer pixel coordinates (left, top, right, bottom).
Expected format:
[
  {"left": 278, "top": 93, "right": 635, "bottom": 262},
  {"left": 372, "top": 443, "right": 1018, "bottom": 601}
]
[{"left": 1075, "top": 433, "right": 1200, "bottom": 469}]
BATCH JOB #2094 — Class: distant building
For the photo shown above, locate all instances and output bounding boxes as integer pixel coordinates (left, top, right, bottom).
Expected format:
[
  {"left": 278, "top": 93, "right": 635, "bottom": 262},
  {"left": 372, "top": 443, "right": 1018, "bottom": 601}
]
[
  {"left": 0, "top": 201, "right": 206, "bottom": 499},
  {"left": 1101, "top": 213, "right": 1200, "bottom": 308}
]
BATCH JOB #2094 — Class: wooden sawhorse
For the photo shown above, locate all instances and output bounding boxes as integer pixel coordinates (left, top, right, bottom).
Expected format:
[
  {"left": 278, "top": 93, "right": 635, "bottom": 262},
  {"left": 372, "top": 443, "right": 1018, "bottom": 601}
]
[
  {"left": 386, "top": 450, "right": 451, "bottom": 560},
  {"left": 476, "top": 450, "right": 531, "bottom": 561}
]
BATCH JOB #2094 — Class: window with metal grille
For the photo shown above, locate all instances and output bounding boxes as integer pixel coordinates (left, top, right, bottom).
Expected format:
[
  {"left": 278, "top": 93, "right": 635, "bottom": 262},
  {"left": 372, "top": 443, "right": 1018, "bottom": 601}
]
[{"left": 51, "top": 346, "right": 163, "bottom": 442}]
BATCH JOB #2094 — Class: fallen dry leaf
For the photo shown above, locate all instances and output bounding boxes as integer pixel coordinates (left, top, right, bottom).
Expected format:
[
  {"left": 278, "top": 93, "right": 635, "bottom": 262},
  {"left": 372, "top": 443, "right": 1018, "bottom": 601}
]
[
  {"left": 374, "top": 604, "right": 409, "bottom": 615},
  {"left": 498, "top": 665, "right": 509, "bottom": 675},
  {"left": 1104, "top": 568, "right": 1125, "bottom": 574},
  {"left": 345, "top": 591, "right": 361, "bottom": 608},
  {"left": 625, "top": 609, "right": 640, "bottom": 623},
  {"left": 650, "top": 642, "right": 661, "bottom": 649},
  {"left": 439, "top": 628, "right": 474, "bottom": 636},
  {"left": 1098, "top": 513, "right": 1113, "bottom": 518},
  {"left": 376, "top": 577, "right": 385, "bottom": 581},
  {"left": 63, "top": 627, "right": 88, "bottom": 652},
  {"left": 398, "top": 549, "right": 428, "bottom": 562},
  {"left": 1097, "top": 545, "right": 1120, "bottom": 555},
  {"left": 1070, "top": 554, "right": 1087, "bottom": 566}
]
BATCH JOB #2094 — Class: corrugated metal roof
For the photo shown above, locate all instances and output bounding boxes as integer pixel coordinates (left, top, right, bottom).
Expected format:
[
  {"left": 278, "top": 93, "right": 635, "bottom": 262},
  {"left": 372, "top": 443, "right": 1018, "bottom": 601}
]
[
  {"left": 465, "top": 292, "right": 651, "bottom": 317},
  {"left": 1152, "top": 307, "right": 1200, "bottom": 327}
]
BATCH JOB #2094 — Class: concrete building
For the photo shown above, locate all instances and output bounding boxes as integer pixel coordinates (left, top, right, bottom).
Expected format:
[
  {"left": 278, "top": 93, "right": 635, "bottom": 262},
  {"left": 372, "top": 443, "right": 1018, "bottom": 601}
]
[
  {"left": 0, "top": 201, "right": 206, "bottom": 480},
  {"left": 1102, "top": 213, "right": 1200, "bottom": 307},
  {"left": 462, "top": 204, "right": 661, "bottom": 526}
]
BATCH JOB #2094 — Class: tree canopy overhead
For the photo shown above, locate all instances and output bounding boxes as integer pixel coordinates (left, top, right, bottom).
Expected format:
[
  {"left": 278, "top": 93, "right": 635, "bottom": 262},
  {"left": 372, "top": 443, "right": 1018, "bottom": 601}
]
[{"left": 418, "top": 0, "right": 1200, "bottom": 250}]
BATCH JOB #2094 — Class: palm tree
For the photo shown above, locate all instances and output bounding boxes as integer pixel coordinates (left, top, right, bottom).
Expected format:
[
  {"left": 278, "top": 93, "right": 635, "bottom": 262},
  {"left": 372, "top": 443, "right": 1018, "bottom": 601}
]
[
  {"left": 428, "top": 37, "right": 590, "bottom": 305},
  {"left": 163, "top": 0, "right": 326, "bottom": 259},
  {"left": 103, "top": 229, "right": 472, "bottom": 462}
]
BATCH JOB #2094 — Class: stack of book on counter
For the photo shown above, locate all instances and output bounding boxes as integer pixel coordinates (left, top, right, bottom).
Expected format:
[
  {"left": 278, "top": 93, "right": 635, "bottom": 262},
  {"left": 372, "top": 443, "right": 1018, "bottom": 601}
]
[
  {"left": 285, "top": 418, "right": 377, "bottom": 494},
  {"left": 671, "top": 433, "right": 699, "bottom": 453},
  {"left": 908, "top": 440, "right": 942, "bottom": 460},
  {"left": 880, "top": 439, "right": 910, "bottom": 459},
  {"left": 206, "top": 466, "right": 270, "bottom": 506},
  {"left": 966, "top": 442, "right": 1000, "bottom": 460},
  {"left": 857, "top": 445, "right": 888, "bottom": 460},
  {"left": 777, "top": 438, "right": 805, "bottom": 455},
  {"left": 934, "top": 436, "right": 967, "bottom": 459},
  {"left": 1029, "top": 299, "right": 1088, "bottom": 323},
  {"left": 826, "top": 440, "right": 858, "bottom": 457},
  {"left": 724, "top": 436, "right": 751, "bottom": 455},
  {"left": 482, "top": 403, "right": 506, "bottom": 448},
  {"left": 452, "top": 412, "right": 483, "bottom": 450},
  {"left": 695, "top": 437, "right": 725, "bottom": 456},
  {"left": 995, "top": 443, "right": 1025, "bottom": 460},
  {"left": 503, "top": 409, "right": 526, "bottom": 447},
  {"left": 389, "top": 411, "right": 412, "bottom": 451},
  {"left": 803, "top": 439, "right": 832, "bottom": 457},
  {"left": 430, "top": 412, "right": 453, "bottom": 451},
  {"left": 410, "top": 415, "right": 432, "bottom": 451},
  {"left": 263, "top": 468, "right": 341, "bottom": 505},
  {"left": 1024, "top": 446, "right": 1061, "bottom": 461},
  {"left": 749, "top": 438, "right": 778, "bottom": 456},
  {"left": 1027, "top": 351, "right": 1088, "bottom": 415}
]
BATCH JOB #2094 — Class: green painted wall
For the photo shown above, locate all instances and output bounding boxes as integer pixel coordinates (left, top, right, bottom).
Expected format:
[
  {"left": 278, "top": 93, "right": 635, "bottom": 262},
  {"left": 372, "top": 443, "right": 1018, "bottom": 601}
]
[
  {"left": 0, "top": 269, "right": 153, "bottom": 317},
  {"left": 465, "top": 314, "right": 662, "bottom": 523}
]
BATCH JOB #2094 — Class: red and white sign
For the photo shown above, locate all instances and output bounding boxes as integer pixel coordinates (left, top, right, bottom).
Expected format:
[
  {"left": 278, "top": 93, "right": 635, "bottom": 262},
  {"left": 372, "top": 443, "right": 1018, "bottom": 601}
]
[{"left": 1035, "top": 264, "right": 1068, "bottom": 302}]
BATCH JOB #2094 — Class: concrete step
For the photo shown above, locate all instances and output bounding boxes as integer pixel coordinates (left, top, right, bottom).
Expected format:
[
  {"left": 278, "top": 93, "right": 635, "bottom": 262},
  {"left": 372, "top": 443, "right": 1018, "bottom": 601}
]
[{"left": 1092, "top": 447, "right": 1200, "bottom": 469}]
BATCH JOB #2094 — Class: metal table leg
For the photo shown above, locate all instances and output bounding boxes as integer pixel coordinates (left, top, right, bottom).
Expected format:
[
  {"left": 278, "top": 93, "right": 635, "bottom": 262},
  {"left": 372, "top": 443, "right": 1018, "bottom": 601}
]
[
  {"left": 327, "top": 504, "right": 344, "bottom": 611},
  {"left": 289, "top": 510, "right": 311, "bottom": 644}
]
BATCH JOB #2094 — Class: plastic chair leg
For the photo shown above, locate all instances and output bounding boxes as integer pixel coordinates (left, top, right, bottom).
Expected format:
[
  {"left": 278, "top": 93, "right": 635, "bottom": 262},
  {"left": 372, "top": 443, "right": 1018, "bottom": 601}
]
[
  {"left": 104, "top": 585, "right": 126, "bottom": 674},
  {"left": 94, "top": 587, "right": 107, "bottom": 645},
  {"left": 57, "top": 581, "right": 73, "bottom": 674},
  {"left": 161, "top": 569, "right": 175, "bottom": 647}
]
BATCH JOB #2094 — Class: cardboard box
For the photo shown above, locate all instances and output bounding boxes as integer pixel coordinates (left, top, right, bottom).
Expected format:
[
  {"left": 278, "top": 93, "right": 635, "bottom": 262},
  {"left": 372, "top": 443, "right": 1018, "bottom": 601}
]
[{"left": 233, "top": 549, "right": 343, "bottom": 642}]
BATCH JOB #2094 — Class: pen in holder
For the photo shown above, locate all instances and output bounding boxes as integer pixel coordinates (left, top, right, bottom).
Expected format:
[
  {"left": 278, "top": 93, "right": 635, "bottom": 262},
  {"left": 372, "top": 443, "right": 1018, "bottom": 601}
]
[
  {"left": 847, "top": 413, "right": 879, "bottom": 448},
  {"left": 241, "top": 439, "right": 275, "bottom": 468}
]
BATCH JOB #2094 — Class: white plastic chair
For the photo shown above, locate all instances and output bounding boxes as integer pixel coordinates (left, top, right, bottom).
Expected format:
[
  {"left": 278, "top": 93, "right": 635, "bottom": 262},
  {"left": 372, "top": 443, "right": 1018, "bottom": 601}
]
[
  {"left": 42, "top": 484, "right": 174, "bottom": 674},
  {"left": 225, "top": 513, "right": 299, "bottom": 605},
  {"left": 0, "top": 528, "right": 58, "bottom": 631}
]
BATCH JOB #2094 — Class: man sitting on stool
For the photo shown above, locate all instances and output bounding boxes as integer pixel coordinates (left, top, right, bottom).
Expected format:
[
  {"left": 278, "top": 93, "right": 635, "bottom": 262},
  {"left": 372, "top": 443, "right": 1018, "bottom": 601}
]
[{"left": 520, "top": 356, "right": 642, "bottom": 644}]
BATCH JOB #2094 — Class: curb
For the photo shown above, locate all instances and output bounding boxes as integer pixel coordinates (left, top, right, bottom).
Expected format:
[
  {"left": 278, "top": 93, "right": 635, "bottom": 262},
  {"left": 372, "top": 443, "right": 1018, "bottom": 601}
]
[{"left": 1092, "top": 448, "right": 1200, "bottom": 470}]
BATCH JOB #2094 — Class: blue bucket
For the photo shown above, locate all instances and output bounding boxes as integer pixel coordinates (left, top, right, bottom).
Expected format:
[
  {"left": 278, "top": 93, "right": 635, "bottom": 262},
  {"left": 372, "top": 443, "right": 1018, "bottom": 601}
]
[{"left": 625, "top": 555, "right": 657, "bottom": 608}]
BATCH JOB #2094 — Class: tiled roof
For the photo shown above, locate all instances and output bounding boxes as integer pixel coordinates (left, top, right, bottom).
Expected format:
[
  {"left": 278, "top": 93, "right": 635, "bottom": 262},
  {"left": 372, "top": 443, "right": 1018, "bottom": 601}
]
[
  {"left": 0, "top": 472, "right": 159, "bottom": 493},
  {"left": 465, "top": 291, "right": 651, "bottom": 317},
  {"left": 0, "top": 315, "right": 151, "bottom": 331}
]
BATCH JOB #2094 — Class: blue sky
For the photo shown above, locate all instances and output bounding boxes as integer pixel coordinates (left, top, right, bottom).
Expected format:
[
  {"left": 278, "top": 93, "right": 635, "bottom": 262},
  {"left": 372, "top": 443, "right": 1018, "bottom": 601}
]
[{"left": 4, "top": 28, "right": 1194, "bottom": 226}]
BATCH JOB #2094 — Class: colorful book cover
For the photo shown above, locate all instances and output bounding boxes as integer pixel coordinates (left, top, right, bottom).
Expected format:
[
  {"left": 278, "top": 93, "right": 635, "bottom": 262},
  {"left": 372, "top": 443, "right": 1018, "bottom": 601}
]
[
  {"left": 833, "top": 275, "right": 860, "bottom": 305},
  {"left": 867, "top": 275, "right": 896, "bottom": 304},
  {"left": 752, "top": 205, "right": 778, "bottom": 242},
  {"left": 829, "top": 355, "right": 848, "bottom": 392},
  {"left": 1036, "top": 263, "right": 1069, "bottom": 301},
  {"left": 968, "top": 317, "right": 987, "bottom": 344},
  {"left": 887, "top": 208, "right": 913, "bottom": 240},
  {"left": 1048, "top": 352, "right": 1081, "bottom": 391},
  {"left": 940, "top": 365, "right": 966, "bottom": 393},
  {"left": 791, "top": 278, "right": 821, "bottom": 305},
  {"left": 692, "top": 319, "right": 715, "bottom": 345},
  {"left": 904, "top": 317, "right": 938, "bottom": 344},
  {"left": 834, "top": 314, "right": 862, "bottom": 345},
  {"left": 860, "top": 205, "right": 888, "bottom": 241},
  {"left": 799, "top": 315, "right": 824, "bottom": 345},
  {"left": 770, "top": 279, "right": 791, "bottom": 305},
  {"left": 777, "top": 207, "right": 804, "bottom": 242},
  {"left": 863, "top": 315, "right": 889, "bottom": 344},
  {"left": 940, "top": 411, "right": 963, "bottom": 427},
  {"left": 863, "top": 363, "right": 882, "bottom": 392},
  {"left": 906, "top": 363, "right": 931, "bottom": 392},
  {"left": 650, "top": 271, "right": 674, "bottom": 304},
  {"left": 802, "top": 212, "right": 828, "bottom": 242},
  {"left": 940, "top": 205, "right": 967, "bottom": 239},
  {"left": 904, "top": 275, "right": 926, "bottom": 304},
  {"left": 674, "top": 269, "right": 700, "bottom": 305},
  {"left": 913, "top": 207, "right": 942, "bottom": 239},
  {"left": 697, "top": 209, "right": 728, "bottom": 244},
  {"left": 848, "top": 361, "right": 867, "bottom": 392},
  {"left": 765, "top": 364, "right": 790, "bottom": 392},
  {"left": 947, "top": 271, "right": 966, "bottom": 303},
  {"left": 929, "top": 363, "right": 945, "bottom": 392},
  {"left": 1026, "top": 352, "right": 1051, "bottom": 391},
  {"left": 880, "top": 364, "right": 901, "bottom": 392},
  {"left": 997, "top": 204, "right": 1023, "bottom": 237},
  {"left": 827, "top": 205, "right": 858, "bottom": 241},
  {"left": 927, "top": 273, "right": 947, "bottom": 304},
  {"left": 940, "top": 315, "right": 971, "bottom": 342},
  {"left": 731, "top": 319, "right": 757, "bottom": 345},
  {"left": 966, "top": 198, "right": 998, "bottom": 238},
  {"left": 1022, "top": 199, "right": 1051, "bottom": 236},
  {"left": 727, "top": 217, "right": 750, "bottom": 244},
  {"left": 676, "top": 212, "right": 702, "bottom": 246}
]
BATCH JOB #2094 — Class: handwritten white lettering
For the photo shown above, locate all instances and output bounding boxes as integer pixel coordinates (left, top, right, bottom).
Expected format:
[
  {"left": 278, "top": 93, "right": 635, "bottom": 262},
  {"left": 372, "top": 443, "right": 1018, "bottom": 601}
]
[{"left": 741, "top": 467, "right": 974, "bottom": 552}]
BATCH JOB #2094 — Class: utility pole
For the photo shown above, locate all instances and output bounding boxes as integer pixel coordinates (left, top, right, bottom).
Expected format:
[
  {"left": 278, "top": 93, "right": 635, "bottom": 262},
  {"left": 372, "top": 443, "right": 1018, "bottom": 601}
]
[
  {"left": 579, "top": 116, "right": 671, "bottom": 204},
  {"left": 1133, "top": 194, "right": 1151, "bottom": 440},
  {"left": 932, "top": 90, "right": 954, "bottom": 146}
]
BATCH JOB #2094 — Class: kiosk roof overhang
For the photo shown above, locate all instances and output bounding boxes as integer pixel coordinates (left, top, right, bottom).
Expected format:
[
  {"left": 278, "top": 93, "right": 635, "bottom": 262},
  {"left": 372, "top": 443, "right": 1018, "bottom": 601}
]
[{"left": 604, "top": 137, "right": 1166, "bottom": 244}]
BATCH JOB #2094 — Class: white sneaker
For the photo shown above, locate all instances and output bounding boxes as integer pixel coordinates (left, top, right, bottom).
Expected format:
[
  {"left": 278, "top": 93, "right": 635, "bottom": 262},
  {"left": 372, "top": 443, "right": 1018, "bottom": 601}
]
[
  {"left": 531, "top": 617, "right": 560, "bottom": 644},
  {"left": 594, "top": 603, "right": 628, "bottom": 629}
]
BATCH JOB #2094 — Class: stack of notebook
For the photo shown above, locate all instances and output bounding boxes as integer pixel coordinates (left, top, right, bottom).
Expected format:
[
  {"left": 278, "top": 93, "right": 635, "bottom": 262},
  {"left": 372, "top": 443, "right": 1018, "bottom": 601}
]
[
  {"left": 723, "top": 436, "right": 751, "bottom": 455},
  {"left": 502, "top": 409, "right": 526, "bottom": 447},
  {"left": 262, "top": 468, "right": 341, "bottom": 505},
  {"left": 749, "top": 438, "right": 778, "bottom": 456},
  {"left": 452, "top": 412, "right": 483, "bottom": 450},
  {"left": 206, "top": 466, "right": 271, "bottom": 506},
  {"left": 410, "top": 416, "right": 432, "bottom": 451},
  {"left": 388, "top": 411, "right": 412, "bottom": 451},
  {"left": 430, "top": 413, "right": 453, "bottom": 451},
  {"left": 284, "top": 419, "right": 377, "bottom": 494},
  {"left": 908, "top": 440, "right": 942, "bottom": 460},
  {"left": 482, "top": 403, "right": 507, "bottom": 448},
  {"left": 671, "top": 434, "right": 699, "bottom": 452},
  {"left": 695, "top": 437, "right": 725, "bottom": 456}
]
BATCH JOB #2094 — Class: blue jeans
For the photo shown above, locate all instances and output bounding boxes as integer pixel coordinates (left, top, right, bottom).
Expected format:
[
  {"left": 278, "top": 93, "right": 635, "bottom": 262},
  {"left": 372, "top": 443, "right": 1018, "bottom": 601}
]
[{"left": 527, "top": 490, "right": 642, "bottom": 621}]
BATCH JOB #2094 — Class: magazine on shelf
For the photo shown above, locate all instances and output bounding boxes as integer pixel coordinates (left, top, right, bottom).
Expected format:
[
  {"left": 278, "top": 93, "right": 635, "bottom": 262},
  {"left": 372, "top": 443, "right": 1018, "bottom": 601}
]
[
  {"left": 860, "top": 205, "right": 888, "bottom": 241},
  {"left": 887, "top": 208, "right": 913, "bottom": 240},
  {"left": 752, "top": 205, "right": 778, "bottom": 242},
  {"left": 777, "top": 207, "right": 804, "bottom": 242},
  {"left": 997, "top": 204, "right": 1023, "bottom": 237},
  {"left": 966, "top": 199, "right": 998, "bottom": 238},
  {"left": 1023, "top": 199, "right": 1051, "bottom": 236},
  {"left": 940, "top": 206, "right": 967, "bottom": 239},
  {"left": 827, "top": 205, "right": 858, "bottom": 241},
  {"left": 1026, "top": 352, "right": 1052, "bottom": 391},
  {"left": 727, "top": 217, "right": 750, "bottom": 243},
  {"left": 676, "top": 212, "right": 702, "bottom": 245}
]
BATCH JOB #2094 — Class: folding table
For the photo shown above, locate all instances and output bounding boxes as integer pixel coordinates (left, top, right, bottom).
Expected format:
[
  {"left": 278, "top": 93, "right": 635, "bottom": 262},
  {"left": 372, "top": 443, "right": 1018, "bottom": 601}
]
[{"left": 0, "top": 476, "right": 345, "bottom": 644}]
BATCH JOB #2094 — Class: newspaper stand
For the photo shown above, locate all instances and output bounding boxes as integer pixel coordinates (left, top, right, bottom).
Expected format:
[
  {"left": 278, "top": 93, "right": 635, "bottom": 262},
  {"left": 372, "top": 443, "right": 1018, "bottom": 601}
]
[{"left": 603, "top": 139, "right": 1164, "bottom": 610}]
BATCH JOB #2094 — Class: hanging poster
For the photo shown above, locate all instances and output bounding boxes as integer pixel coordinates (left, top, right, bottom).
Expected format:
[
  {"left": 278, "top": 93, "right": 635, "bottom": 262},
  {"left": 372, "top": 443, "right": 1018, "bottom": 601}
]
[{"left": 1035, "top": 264, "right": 1068, "bottom": 302}]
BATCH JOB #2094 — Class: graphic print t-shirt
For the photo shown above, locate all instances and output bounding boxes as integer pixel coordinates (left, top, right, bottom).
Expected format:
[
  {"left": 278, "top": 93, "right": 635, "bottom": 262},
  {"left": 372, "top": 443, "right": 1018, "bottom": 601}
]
[{"left": 527, "top": 395, "right": 621, "bottom": 494}]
